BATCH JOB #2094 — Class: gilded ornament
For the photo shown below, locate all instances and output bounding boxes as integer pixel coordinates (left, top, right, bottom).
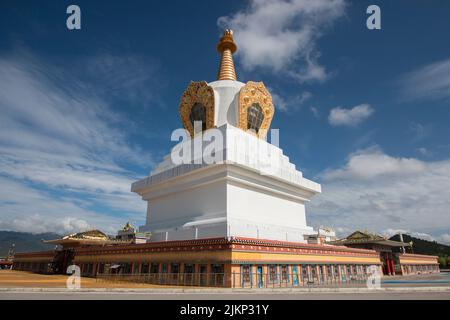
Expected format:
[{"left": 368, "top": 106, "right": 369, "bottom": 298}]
[
  {"left": 179, "top": 81, "right": 215, "bottom": 137},
  {"left": 238, "top": 81, "right": 275, "bottom": 138}
]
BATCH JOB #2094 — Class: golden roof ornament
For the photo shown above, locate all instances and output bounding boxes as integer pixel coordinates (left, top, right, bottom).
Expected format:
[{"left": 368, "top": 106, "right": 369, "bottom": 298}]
[
  {"left": 217, "top": 29, "right": 237, "bottom": 81},
  {"left": 122, "top": 221, "right": 134, "bottom": 232}
]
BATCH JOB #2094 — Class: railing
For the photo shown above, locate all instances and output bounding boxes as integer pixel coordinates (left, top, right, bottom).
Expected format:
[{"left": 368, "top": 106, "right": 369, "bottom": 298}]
[
  {"left": 95, "top": 272, "right": 370, "bottom": 288},
  {"left": 238, "top": 273, "right": 370, "bottom": 289},
  {"left": 96, "top": 273, "right": 231, "bottom": 287}
]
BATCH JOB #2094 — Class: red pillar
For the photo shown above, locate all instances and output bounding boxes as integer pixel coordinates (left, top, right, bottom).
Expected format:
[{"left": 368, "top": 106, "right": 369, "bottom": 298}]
[
  {"left": 385, "top": 254, "right": 391, "bottom": 275},
  {"left": 390, "top": 256, "right": 395, "bottom": 276}
]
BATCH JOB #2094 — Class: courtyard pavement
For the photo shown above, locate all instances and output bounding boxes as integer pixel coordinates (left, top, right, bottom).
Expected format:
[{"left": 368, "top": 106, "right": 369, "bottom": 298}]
[{"left": 1, "top": 270, "right": 450, "bottom": 300}]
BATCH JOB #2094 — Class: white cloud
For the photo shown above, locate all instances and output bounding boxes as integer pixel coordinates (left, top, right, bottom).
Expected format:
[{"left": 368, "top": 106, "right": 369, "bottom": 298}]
[
  {"left": 408, "top": 122, "right": 433, "bottom": 144},
  {"left": 438, "top": 234, "right": 450, "bottom": 245},
  {"left": 0, "top": 176, "right": 126, "bottom": 235},
  {"left": 0, "top": 51, "right": 151, "bottom": 234},
  {"left": 310, "top": 106, "right": 320, "bottom": 118},
  {"left": 270, "top": 91, "right": 288, "bottom": 112},
  {"left": 270, "top": 89, "right": 311, "bottom": 112},
  {"left": 9, "top": 215, "right": 90, "bottom": 236},
  {"left": 80, "top": 53, "right": 163, "bottom": 108},
  {"left": 321, "top": 147, "right": 425, "bottom": 180},
  {"left": 417, "top": 147, "right": 432, "bottom": 157},
  {"left": 308, "top": 147, "right": 450, "bottom": 241},
  {"left": 328, "top": 103, "right": 374, "bottom": 127},
  {"left": 218, "top": 0, "right": 346, "bottom": 82},
  {"left": 399, "top": 58, "right": 450, "bottom": 101}
]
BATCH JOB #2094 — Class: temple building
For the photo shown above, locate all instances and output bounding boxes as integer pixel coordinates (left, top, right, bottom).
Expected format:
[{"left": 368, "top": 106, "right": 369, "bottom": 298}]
[
  {"left": 330, "top": 231, "right": 438, "bottom": 276},
  {"left": 12, "top": 30, "right": 439, "bottom": 287},
  {"left": 0, "top": 244, "right": 14, "bottom": 270},
  {"left": 116, "top": 222, "right": 149, "bottom": 244}
]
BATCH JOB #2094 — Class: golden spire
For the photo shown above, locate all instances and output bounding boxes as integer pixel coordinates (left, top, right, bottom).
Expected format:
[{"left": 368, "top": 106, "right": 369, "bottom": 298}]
[{"left": 216, "top": 29, "right": 237, "bottom": 81}]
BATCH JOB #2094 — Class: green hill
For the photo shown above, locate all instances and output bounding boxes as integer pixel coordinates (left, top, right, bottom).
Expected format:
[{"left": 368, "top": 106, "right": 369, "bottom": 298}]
[
  {"left": 0, "top": 230, "right": 61, "bottom": 257},
  {"left": 389, "top": 234, "right": 450, "bottom": 256}
]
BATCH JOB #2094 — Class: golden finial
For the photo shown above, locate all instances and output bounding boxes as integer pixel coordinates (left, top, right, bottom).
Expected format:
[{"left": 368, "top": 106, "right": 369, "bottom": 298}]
[
  {"left": 123, "top": 221, "right": 134, "bottom": 231},
  {"left": 216, "top": 29, "right": 237, "bottom": 81}
]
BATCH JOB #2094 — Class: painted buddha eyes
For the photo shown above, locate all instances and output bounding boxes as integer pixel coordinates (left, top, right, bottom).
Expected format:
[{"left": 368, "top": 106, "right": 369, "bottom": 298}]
[{"left": 247, "top": 103, "right": 264, "bottom": 134}]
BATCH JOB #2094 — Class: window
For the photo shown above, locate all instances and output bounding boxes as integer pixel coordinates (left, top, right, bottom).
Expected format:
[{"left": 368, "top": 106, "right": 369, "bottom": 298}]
[
  {"left": 141, "top": 263, "right": 149, "bottom": 274},
  {"left": 269, "top": 265, "right": 278, "bottom": 283},
  {"left": 122, "top": 263, "right": 131, "bottom": 274},
  {"left": 326, "top": 265, "right": 332, "bottom": 279},
  {"left": 301, "top": 265, "right": 308, "bottom": 279},
  {"left": 199, "top": 264, "right": 207, "bottom": 273},
  {"left": 150, "top": 263, "right": 159, "bottom": 273},
  {"left": 247, "top": 103, "right": 264, "bottom": 133},
  {"left": 311, "top": 265, "right": 317, "bottom": 278},
  {"left": 189, "top": 103, "right": 207, "bottom": 132},
  {"left": 184, "top": 264, "right": 194, "bottom": 284},
  {"left": 333, "top": 265, "right": 340, "bottom": 277},
  {"left": 171, "top": 263, "right": 179, "bottom": 274},
  {"left": 211, "top": 264, "right": 225, "bottom": 286},
  {"left": 319, "top": 265, "right": 325, "bottom": 280},
  {"left": 184, "top": 264, "right": 194, "bottom": 273},
  {"left": 211, "top": 264, "right": 224, "bottom": 274},
  {"left": 88, "top": 263, "right": 93, "bottom": 275},
  {"left": 241, "top": 265, "right": 251, "bottom": 284},
  {"left": 281, "top": 265, "right": 289, "bottom": 282}
]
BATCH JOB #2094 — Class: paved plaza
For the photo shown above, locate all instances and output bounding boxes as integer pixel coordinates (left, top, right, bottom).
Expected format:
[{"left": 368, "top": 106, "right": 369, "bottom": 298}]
[
  {"left": 1, "top": 290, "right": 450, "bottom": 300},
  {"left": 1, "top": 270, "right": 450, "bottom": 300}
]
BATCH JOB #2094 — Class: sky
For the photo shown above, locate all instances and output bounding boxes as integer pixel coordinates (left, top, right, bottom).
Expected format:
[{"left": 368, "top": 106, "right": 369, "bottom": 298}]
[{"left": 0, "top": 0, "right": 449, "bottom": 243}]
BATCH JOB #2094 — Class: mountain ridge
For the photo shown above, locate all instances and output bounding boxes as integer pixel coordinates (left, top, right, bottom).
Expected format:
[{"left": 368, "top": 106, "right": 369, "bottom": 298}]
[
  {"left": 389, "top": 233, "right": 450, "bottom": 256},
  {"left": 0, "top": 230, "right": 61, "bottom": 256}
]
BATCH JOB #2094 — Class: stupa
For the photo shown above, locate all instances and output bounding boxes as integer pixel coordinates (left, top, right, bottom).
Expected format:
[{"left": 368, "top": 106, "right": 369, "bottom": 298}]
[{"left": 132, "top": 30, "right": 321, "bottom": 243}]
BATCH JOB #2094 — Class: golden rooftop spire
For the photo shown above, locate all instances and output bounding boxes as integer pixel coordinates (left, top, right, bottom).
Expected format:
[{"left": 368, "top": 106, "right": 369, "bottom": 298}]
[{"left": 216, "top": 29, "right": 237, "bottom": 81}]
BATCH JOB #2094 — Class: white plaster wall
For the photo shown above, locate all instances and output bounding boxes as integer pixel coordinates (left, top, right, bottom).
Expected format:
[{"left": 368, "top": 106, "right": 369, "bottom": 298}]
[
  {"left": 227, "top": 219, "right": 314, "bottom": 242},
  {"left": 148, "top": 223, "right": 227, "bottom": 242},
  {"left": 141, "top": 179, "right": 227, "bottom": 231},
  {"left": 209, "top": 80, "right": 244, "bottom": 127},
  {"left": 146, "top": 125, "right": 319, "bottom": 190},
  {"left": 226, "top": 182, "right": 307, "bottom": 229},
  {"left": 137, "top": 166, "right": 316, "bottom": 242}
]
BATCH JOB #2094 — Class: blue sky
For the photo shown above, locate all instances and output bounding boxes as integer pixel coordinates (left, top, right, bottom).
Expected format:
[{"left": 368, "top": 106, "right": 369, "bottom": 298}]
[{"left": 0, "top": 0, "right": 449, "bottom": 243}]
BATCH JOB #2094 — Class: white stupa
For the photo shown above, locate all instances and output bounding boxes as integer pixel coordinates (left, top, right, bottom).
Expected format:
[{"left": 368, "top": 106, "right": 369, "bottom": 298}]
[{"left": 132, "top": 30, "right": 321, "bottom": 243}]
